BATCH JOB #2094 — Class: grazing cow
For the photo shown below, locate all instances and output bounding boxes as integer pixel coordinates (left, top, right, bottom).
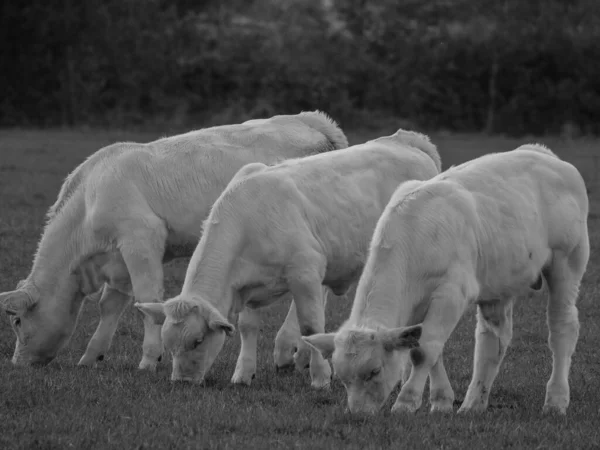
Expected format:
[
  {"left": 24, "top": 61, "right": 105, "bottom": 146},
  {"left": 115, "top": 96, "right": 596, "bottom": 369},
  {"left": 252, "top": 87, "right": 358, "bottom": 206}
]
[
  {"left": 304, "top": 144, "right": 589, "bottom": 415},
  {"left": 0, "top": 111, "right": 348, "bottom": 370},
  {"left": 135, "top": 129, "right": 442, "bottom": 388}
]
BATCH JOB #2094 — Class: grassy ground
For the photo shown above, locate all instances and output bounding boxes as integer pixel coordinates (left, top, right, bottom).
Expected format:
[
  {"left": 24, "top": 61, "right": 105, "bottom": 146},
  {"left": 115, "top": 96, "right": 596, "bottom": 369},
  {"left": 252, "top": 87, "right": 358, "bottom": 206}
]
[{"left": 0, "top": 128, "right": 599, "bottom": 449}]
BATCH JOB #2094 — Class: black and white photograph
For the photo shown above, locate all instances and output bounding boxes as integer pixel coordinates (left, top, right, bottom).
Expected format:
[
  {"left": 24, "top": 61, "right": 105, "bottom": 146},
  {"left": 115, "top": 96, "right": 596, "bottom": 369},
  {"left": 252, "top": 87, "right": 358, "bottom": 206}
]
[{"left": 1, "top": 1, "right": 599, "bottom": 449}]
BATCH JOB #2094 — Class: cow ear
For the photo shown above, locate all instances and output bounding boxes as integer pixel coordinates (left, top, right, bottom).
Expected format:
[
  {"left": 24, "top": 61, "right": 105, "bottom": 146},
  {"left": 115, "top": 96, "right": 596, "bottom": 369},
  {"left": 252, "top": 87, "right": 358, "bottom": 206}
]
[
  {"left": 134, "top": 302, "right": 166, "bottom": 325},
  {"left": 208, "top": 310, "right": 235, "bottom": 337},
  {"left": 0, "top": 291, "right": 36, "bottom": 316},
  {"left": 302, "top": 333, "right": 336, "bottom": 359},
  {"left": 379, "top": 324, "right": 422, "bottom": 352}
]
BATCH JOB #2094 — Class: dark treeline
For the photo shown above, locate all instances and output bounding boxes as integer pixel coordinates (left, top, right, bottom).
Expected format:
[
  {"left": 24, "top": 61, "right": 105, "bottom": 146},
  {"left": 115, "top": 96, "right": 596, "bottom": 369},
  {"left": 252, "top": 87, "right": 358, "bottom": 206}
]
[{"left": 2, "top": 0, "right": 600, "bottom": 135}]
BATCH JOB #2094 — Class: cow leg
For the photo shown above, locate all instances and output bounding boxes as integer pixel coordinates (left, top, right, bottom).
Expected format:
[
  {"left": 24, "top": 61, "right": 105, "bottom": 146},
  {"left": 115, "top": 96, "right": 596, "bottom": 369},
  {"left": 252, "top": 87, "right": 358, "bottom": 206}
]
[
  {"left": 273, "top": 288, "right": 331, "bottom": 372},
  {"left": 292, "top": 286, "right": 330, "bottom": 373},
  {"left": 429, "top": 352, "right": 455, "bottom": 413},
  {"left": 78, "top": 284, "right": 132, "bottom": 366},
  {"left": 543, "top": 237, "right": 589, "bottom": 415},
  {"left": 280, "top": 283, "right": 354, "bottom": 372},
  {"left": 231, "top": 307, "right": 260, "bottom": 385},
  {"left": 118, "top": 222, "right": 167, "bottom": 372},
  {"left": 458, "top": 298, "right": 514, "bottom": 413},
  {"left": 273, "top": 295, "right": 302, "bottom": 371},
  {"left": 392, "top": 283, "right": 468, "bottom": 413},
  {"left": 287, "top": 256, "right": 331, "bottom": 389}
]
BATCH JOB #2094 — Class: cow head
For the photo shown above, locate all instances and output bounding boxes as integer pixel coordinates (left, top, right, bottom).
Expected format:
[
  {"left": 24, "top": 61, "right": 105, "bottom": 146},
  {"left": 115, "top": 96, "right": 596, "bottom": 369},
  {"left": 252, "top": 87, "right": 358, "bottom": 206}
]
[
  {"left": 303, "top": 324, "right": 422, "bottom": 414},
  {"left": 135, "top": 295, "right": 235, "bottom": 383},
  {"left": 0, "top": 273, "right": 88, "bottom": 366}
]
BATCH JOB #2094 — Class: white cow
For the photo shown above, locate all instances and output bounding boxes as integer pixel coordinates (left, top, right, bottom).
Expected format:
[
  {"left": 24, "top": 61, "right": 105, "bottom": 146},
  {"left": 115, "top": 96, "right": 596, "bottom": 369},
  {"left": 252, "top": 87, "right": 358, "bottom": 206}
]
[
  {"left": 135, "top": 129, "right": 442, "bottom": 388},
  {"left": 304, "top": 144, "right": 589, "bottom": 415},
  {"left": 0, "top": 111, "right": 348, "bottom": 370}
]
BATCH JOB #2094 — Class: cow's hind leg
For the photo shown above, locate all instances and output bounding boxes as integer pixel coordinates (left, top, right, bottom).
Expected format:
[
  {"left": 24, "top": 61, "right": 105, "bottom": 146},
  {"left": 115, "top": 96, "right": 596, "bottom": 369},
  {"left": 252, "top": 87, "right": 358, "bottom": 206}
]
[
  {"left": 392, "top": 283, "right": 468, "bottom": 413},
  {"left": 232, "top": 307, "right": 261, "bottom": 385},
  {"left": 543, "top": 237, "right": 589, "bottom": 415},
  {"left": 429, "top": 352, "right": 455, "bottom": 413},
  {"left": 78, "top": 284, "right": 132, "bottom": 366},
  {"left": 458, "top": 298, "right": 514, "bottom": 413}
]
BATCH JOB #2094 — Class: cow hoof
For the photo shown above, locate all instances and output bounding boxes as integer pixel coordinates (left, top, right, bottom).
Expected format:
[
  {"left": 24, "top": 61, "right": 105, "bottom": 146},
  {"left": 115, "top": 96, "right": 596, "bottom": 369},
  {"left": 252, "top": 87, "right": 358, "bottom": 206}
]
[
  {"left": 231, "top": 371, "right": 255, "bottom": 386},
  {"left": 542, "top": 404, "right": 567, "bottom": 415},
  {"left": 430, "top": 391, "right": 454, "bottom": 413},
  {"left": 391, "top": 399, "right": 420, "bottom": 414},
  {"left": 138, "top": 358, "right": 158, "bottom": 372},
  {"left": 310, "top": 377, "right": 331, "bottom": 390},
  {"left": 457, "top": 404, "right": 487, "bottom": 414},
  {"left": 77, "top": 354, "right": 98, "bottom": 367},
  {"left": 430, "top": 401, "right": 454, "bottom": 413}
]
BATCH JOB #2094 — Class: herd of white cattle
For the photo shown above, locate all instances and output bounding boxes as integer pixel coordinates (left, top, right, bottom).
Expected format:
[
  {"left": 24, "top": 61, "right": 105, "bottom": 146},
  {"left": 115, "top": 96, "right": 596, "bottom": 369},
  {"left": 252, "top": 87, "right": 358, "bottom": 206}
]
[{"left": 0, "top": 111, "right": 589, "bottom": 416}]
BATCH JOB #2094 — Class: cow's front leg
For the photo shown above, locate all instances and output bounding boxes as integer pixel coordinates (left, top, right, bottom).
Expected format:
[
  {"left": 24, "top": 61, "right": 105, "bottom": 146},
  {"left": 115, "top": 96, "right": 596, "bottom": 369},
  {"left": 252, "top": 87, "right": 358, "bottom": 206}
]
[
  {"left": 273, "top": 295, "right": 302, "bottom": 371},
  {"left": 393, "top": 283, "right": 467, "bottom": 414},
  {"left": 232, "top": 307, "right": 260, "bottom": 385},
  {"left": 287, "top": 254, "right": 330, "bottom": 389},
  {"left": 118, "top": 223, "right": 167, "bottom": 372},
  {"left": 78, "top": 284, "right": 132, "bottom": 366},
  {"left": 292, "top": 286, "right": 330, "bottom": 373},
  {"left": 428, "top": 353, "right": 455, "bottom": 413},
  {"left": 459, "top": 299, "right": 514, "bottom": 414}
]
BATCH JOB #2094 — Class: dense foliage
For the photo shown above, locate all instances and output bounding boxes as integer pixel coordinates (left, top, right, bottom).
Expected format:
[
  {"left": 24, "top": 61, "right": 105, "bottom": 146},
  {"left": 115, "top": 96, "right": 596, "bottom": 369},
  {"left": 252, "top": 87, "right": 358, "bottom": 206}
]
[{"left": 2, "top": 0, "right": 599, "bottom": 135}]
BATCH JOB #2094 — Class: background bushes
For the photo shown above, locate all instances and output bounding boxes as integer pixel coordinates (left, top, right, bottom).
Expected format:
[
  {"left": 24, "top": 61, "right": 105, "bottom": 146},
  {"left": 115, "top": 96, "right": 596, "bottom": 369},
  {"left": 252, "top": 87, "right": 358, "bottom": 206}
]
[{"left": 2, "top": 0, "right": 599, "bottom": 135}]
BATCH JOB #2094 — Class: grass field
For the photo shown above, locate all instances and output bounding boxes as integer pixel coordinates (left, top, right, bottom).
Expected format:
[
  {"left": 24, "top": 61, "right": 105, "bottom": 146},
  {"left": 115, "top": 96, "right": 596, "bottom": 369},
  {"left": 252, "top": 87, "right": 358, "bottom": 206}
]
[{"left": 1, "top": 128, "right": 599, "bottom": 449}]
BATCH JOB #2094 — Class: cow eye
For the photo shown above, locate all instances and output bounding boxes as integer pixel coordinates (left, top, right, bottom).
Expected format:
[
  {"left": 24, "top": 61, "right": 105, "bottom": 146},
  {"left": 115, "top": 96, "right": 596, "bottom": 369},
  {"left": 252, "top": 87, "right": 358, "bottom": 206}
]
[
  {"left": 14, "top": 317, "right": 21, "bottom": 327},
  {"left": 192, "top": 338, "right": 203, "bottom": 349}
]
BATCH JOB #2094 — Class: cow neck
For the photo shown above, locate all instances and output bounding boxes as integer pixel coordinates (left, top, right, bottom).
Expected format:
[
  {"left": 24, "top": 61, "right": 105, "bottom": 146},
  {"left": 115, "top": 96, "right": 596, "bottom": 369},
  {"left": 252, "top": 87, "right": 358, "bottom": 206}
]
[
  {"left": 181, "top": 208, "right": 244, "bottom": 318},
  {"left": 348, "top": 245, "right": 418, "bottom": 331},
  {"left": 28, "top": 191, "right": 95, "bottom": 306}
]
